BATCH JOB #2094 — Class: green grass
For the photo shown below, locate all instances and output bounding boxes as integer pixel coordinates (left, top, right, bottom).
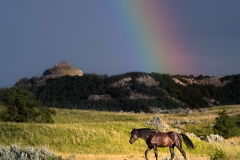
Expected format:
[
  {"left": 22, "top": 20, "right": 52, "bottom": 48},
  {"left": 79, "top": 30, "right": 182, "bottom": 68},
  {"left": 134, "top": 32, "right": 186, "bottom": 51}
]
[{"left": 0, "top": 106, "right": 240, "bottom": 159}]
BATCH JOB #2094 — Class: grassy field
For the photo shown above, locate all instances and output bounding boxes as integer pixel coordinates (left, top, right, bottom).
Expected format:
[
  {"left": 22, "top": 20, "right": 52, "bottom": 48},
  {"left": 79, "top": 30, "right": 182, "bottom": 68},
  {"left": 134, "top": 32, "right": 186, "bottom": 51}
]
[{"left": 0, "top": 105, "right": 240, "bottom": 159}]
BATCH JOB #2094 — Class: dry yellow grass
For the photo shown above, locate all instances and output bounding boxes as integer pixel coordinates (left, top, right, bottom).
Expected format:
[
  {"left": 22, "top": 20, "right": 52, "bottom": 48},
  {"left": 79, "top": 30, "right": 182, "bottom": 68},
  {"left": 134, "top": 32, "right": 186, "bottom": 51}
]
[
  {"left": 58, "top": 153, "right": 210, "bottom": 160},
  {"left": 1, "top": 105, "right": 240, "bottom": 159}
]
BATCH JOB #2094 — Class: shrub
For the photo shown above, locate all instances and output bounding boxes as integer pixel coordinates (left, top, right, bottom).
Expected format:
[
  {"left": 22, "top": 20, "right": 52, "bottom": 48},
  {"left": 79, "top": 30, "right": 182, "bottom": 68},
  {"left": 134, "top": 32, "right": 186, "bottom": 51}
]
[
  {"left": 210, "top": 148, "right": 228, "bottom": 160},
  {"left": 0, "top": 144, "right": 63, "bottom": 160},
  {"left": 206, "top": 134, "right": 225, "bottom": 143},
  {"left": 170, "top": 119, "right": 199, "bottom": 131},
  {"left": 1, "top": 88, "right": 54, "bottom": 123},
  {"left": 213, "top": 110, "right": 238, "bottom": 138},
  {"left": 183, "top": 122, "right": 214, "bottom": 138},
  {"left": 143, "top": 116, "right": 169, "bottom": 131}
]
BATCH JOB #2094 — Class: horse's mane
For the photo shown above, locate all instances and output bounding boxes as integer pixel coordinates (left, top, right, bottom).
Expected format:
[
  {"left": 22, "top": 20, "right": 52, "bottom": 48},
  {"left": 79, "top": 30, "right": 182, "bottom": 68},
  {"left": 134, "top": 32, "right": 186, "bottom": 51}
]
[
  {"left": 137, "top": 128, "right": 156, "bottom": 131},
  {"left": 134, "top": 128, "right": 159, "bottom": 137}
]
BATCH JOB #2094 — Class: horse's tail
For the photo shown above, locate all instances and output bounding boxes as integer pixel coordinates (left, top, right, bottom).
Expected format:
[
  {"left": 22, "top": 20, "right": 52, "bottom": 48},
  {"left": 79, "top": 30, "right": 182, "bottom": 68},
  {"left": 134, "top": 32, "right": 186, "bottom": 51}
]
[{"left": 180, "top": 134, "right": 194, "bottom": 149}]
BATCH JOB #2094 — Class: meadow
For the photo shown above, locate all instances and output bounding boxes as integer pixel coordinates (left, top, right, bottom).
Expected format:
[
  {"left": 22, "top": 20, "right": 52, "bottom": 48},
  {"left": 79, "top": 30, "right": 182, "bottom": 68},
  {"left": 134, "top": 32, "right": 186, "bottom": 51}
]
[{"left": 0, "top": 105, "right": 240, "bottom": 160}]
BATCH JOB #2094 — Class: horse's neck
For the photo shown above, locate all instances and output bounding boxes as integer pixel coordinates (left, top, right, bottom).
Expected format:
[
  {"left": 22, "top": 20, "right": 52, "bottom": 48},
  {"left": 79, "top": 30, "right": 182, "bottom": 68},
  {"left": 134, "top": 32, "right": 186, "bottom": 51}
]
[{"left": 137, "top": 129, "right": 152, "bottom": 140}]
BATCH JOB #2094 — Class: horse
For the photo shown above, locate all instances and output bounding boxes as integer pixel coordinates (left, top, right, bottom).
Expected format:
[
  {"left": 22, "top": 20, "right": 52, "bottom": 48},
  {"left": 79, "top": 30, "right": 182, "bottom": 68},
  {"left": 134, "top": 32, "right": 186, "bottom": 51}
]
[{"left": 129, "top": 128, "right": 194, "bottom": 160}]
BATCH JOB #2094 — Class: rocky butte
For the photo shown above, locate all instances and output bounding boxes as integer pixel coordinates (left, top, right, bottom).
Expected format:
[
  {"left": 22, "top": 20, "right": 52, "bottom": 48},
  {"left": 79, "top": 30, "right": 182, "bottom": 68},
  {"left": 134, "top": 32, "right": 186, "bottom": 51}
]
[{"left": 41, "top": 61, "right": 83, "bottom": 79}]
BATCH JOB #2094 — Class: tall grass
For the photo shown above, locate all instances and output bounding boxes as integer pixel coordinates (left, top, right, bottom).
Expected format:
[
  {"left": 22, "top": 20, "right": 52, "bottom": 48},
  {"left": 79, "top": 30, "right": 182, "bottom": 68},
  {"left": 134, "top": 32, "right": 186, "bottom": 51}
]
[{"left": 0, "top": 106, "right": 240, "bottom": 159}]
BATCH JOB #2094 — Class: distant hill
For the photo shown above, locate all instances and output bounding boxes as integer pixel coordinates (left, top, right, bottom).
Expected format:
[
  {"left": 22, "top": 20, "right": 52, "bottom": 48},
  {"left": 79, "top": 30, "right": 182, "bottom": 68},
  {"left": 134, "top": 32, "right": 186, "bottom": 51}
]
[
  {"left": 13, "top": 61, "right": 83, "bottom": 86},
  {"left": 1, "top": 61, "right": 240, "bottom": 112},
  {"left": 42, "top": 61, "right": 83, "bottom": 78}
]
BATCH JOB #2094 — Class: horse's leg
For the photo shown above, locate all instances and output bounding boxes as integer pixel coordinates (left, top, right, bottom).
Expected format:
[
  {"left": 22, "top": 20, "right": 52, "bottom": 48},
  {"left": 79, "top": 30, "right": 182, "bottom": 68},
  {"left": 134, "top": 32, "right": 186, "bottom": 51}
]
[
  {"left": 176, "top": 145, "right": 187, "bottom": 160},
  {"left": 169, "top": 145, "right": 175, "bottom": 160},
  {"left": 145, "top": 147, "right": 152, "bottom": 160},
  {"left": 153, "top": 145, "right": 158, "bottom": 160}
]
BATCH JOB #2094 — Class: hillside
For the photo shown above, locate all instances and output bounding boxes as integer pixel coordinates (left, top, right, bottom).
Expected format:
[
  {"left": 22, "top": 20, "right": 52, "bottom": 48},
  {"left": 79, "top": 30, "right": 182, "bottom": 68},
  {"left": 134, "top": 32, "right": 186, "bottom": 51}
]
[
  {"left": 1, "top": 70, "right": 238, "bottom": 112},
  {"left": 0, "top": 61, "right": 240, "bottom": 111}
]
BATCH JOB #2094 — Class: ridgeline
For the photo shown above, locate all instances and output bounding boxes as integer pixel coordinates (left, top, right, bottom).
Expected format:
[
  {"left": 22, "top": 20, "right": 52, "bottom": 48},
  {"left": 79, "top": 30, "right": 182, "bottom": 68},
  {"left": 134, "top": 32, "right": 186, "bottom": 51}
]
[{"left": 1, "top": 61, "right": 240, "bottom": 112}]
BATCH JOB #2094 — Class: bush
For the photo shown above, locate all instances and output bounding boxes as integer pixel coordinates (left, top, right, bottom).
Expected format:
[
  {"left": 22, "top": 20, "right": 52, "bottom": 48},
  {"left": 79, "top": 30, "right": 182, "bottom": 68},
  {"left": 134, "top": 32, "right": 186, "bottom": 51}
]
[
  {"left": 143, "top": 116, "right": 169, "bottom": 131},
  {"left": 0, "top": 144, "right": 63, "bottom": 160},
  {"left": 206, "top": 134, "right": 225, "bottom": 143},
  {"left": 1, "top": 88, "right": 54, "bottom": 123},
  {"left": 213, "top": 110, "right": 238, "bottom": 138},
  {"left": 183, "top": 122, "right": 214, "bottom": 138},
  {"left": 210, "top": 148, "right": 228, "bottom": 160}
]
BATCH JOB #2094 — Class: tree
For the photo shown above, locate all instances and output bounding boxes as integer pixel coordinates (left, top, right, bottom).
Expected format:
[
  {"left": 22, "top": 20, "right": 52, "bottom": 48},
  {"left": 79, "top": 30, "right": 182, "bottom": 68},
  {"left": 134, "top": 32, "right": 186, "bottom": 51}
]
[
  {"left": 213, "top": 109, "right": 238, "bottom": 138},
  {"left": 1, "top": 87, "right": 54, "bottom": 123}
]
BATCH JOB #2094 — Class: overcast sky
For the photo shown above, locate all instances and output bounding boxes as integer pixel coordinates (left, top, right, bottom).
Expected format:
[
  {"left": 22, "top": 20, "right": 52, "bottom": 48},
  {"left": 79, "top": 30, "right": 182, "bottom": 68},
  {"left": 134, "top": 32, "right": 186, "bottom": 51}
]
[{"left": 1, "top": 0, "right": 240, "bottom": 88}]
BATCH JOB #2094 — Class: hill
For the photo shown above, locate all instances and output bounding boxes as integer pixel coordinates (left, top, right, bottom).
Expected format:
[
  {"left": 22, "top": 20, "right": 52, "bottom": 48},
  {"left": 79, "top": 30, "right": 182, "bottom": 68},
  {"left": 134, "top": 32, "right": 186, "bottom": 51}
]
[
  {"left": 42, "top": 61, "right": 83, "bottom": 78},
  {"left": 0, "top": 61, "right": 240, "bottom": 111},
  {"left": 1, "top": 72, "right": 238, "bottom": 112}
]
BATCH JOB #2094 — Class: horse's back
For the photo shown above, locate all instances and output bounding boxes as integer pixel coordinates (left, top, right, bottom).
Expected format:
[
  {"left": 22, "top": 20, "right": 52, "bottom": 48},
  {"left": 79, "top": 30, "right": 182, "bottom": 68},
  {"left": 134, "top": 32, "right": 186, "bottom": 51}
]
[
  {"left": 146, "top": 131, "right": 176, "bottom": 147},
  {"left": 166, "top": 131, "right": 180, "bottom": 136},
  {"left": 167, "top": 131, "right": 181, "bottom": 138},
  {"left": 150, "top": 130, "right": 178, "bottom": 139}
]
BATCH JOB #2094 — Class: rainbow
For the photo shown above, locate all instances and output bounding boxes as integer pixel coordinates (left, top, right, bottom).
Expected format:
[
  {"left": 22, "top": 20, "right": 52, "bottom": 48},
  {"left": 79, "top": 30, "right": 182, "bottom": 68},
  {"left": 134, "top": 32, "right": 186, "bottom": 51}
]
[{"left": 112, "top": 1, "right": 195, "bottom": 75}]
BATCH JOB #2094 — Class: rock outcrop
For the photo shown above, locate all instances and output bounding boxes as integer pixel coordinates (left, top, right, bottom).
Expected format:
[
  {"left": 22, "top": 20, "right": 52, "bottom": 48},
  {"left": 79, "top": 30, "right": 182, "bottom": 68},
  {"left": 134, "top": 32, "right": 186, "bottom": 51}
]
[
  {"left": 111, "top": 77, "right": 132, "bottom": 87},
  {"left": 137, "top": 75, "right": 160, "bottom": 87},
  {"left": 173, "top": 76, "right": 230, "bottom": 87},
  {"left": 172, "top": 78, "right": 187, "bottom": 86},
  {"left": 110, "top": 75, "right": 160, "bottom": 100},
  {"left": 87, "top": 95, "right": 111, "bottom": 101},
  {"left": 129, "top": 92, "right": 156, "bottom": 100},
  {"left": 42, "top": 61, "right": 83, "bottom": 78},
  {"left": 111, "top": 75, "right": 159, "bottom": 88}
]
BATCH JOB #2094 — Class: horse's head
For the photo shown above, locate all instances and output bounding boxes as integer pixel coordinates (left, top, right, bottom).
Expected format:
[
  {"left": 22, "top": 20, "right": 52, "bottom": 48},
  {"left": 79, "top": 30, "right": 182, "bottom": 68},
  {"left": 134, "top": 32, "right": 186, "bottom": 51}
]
[{"left": 129, "top": 129, "right": 138, "bottom": 144}]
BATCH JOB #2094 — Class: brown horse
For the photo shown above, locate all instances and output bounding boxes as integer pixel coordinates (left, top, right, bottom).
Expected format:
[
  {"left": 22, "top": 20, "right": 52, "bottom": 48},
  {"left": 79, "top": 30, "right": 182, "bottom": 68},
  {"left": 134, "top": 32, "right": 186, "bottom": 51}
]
[{"left": 129, "top": 128, "right": 194, "bottom": 160}]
